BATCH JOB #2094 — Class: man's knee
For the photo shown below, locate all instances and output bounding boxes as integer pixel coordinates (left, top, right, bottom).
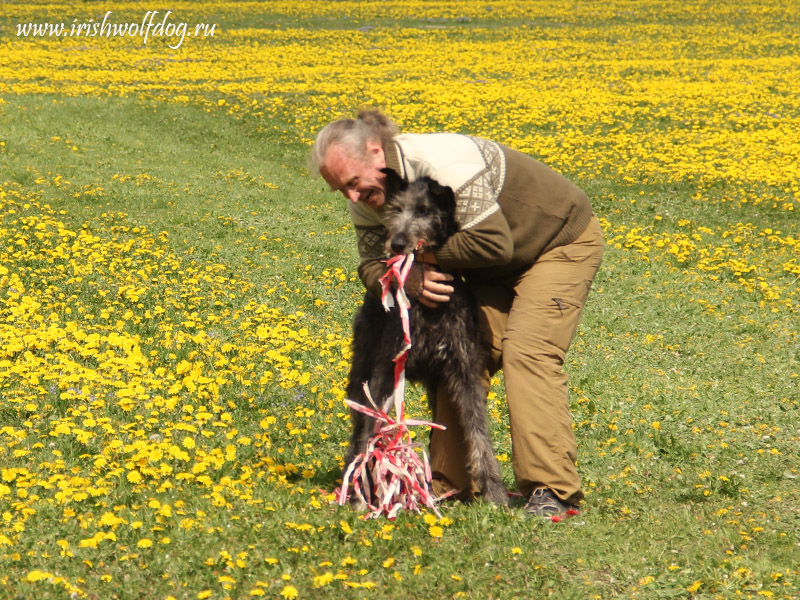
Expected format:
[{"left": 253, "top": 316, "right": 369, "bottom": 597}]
[{"left": 502, "top": 336, "right": 566, "bottom": 371}]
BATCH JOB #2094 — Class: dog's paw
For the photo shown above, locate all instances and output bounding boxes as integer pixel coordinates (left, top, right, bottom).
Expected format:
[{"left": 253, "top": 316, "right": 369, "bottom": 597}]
[
  {"left": 350, "top": 497, "right": 369, "bottom": 512},
  {"left": 482, "top": 484, "right": 510, "bottom": 507}
]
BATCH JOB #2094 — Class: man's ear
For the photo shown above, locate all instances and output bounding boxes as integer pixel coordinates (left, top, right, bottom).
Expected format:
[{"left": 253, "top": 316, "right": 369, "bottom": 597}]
[
  {"left": 380, "top": 167, "right": 406, "bottom": 198},
  {"left": 366, "top": 140, "right": 384, "bottom": 160}
]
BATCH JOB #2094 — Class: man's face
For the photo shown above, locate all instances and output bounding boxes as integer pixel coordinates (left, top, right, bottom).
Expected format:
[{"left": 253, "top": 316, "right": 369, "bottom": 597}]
[{"left": 320, "top": 141, "right": 387, "bottom": 209}]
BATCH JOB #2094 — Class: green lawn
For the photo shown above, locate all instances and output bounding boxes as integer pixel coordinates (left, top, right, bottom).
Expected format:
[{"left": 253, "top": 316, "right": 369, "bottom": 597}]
[{"left": 1, "top": 2, "right": 798, "bottom": 599}]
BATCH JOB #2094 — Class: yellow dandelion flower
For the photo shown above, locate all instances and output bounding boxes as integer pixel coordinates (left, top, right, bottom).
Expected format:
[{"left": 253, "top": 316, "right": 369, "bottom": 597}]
[
  {"left": 312, "top": 572, "right": 334, "bottom": 588},
  {"left": 99, "top": 512, "right": 124, "bottom": 527}
]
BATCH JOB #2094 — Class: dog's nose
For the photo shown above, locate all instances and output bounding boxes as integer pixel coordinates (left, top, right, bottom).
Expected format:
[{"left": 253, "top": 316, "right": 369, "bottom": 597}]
[{"left": 390, "top": 235, "right": 408, "bottom": 255}]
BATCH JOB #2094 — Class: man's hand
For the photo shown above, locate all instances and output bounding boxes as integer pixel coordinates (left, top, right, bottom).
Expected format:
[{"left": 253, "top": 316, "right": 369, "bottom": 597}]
[{"left": 413, "top": 263, "right": 453, "bottom": 308}]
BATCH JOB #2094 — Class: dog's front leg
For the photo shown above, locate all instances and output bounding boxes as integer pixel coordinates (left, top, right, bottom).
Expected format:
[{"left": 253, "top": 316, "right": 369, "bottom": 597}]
[
  {"left": 343, "top": 406, "right": 374, "bottom": 471},
  {"left": 444, "top": 372, "right": 508, "bottom": 506}
]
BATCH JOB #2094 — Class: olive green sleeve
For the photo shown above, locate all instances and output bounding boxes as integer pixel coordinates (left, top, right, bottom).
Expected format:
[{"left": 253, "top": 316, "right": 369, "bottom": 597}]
[
  {"left": 357, "top": 257, "right": 388, "bottom": 299},
  {"left": 353, "top": 224, "right": 389, "bottom": 298},
  {"left": 433, "top": 209, "right": 514, "bottom": 270}
]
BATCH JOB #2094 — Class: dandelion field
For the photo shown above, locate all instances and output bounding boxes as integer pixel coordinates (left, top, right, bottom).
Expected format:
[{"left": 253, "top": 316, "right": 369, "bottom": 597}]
[{"left": 1, "top": 1, "right": 798, "bottom": 599}]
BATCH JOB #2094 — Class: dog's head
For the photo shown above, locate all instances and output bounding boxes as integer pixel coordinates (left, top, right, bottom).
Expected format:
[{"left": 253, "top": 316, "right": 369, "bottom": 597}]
[{"left": 381, "top": 168, "right": 458, "bottom": 256}]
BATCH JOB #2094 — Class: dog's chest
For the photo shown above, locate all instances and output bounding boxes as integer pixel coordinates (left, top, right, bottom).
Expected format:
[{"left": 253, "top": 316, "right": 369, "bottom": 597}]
[{"left": 402, "top": 296, "right": 480, "bottom": 374}]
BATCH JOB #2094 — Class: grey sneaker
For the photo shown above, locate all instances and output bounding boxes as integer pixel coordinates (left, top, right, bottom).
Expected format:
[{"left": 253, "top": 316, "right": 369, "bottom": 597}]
[{"left": 524, "top": 488, "right": 580, "bottom": 520}]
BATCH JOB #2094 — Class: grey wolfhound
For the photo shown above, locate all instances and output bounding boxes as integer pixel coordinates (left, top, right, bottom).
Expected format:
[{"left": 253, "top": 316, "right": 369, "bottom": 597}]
[{"left": 343, "top": 168, "right": 508, "bottom": 505}]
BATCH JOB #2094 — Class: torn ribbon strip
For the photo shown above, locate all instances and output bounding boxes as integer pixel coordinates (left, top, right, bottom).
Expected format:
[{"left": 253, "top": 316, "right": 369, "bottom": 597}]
[{"left": 337, "top": 252, "right": 446, "bottom": 518}]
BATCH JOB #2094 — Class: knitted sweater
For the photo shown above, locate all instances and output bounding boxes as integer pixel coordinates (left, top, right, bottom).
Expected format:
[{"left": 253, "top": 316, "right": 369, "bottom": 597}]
[{"left": 349, "top": 133, "right": 594, "bottom": 298}]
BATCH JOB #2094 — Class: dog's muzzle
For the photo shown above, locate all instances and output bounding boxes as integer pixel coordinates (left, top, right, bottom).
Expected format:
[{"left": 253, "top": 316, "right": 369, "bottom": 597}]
[{"left": 390, "top": 234, "right": 410, "bottom": 255}]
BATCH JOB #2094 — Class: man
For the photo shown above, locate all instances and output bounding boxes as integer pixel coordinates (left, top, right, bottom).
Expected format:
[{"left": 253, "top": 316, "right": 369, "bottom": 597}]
[{"left": 309, "top": 109, "right": 604, "bottom": 518}]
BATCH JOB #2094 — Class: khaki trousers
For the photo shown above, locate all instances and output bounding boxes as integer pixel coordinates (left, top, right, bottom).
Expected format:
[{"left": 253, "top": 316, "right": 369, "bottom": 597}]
[{"left": 429, "top": 216, "right": 604, "bottom": 504}]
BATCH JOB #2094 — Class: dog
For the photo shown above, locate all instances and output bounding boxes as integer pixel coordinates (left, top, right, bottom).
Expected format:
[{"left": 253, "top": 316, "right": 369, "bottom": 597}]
[{"left": 343, "top": 168, "right": 508, "bottom": 506}]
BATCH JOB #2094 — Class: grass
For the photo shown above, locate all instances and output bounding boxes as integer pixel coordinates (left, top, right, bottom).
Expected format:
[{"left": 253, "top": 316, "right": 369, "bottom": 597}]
[{"left": 1, "top": 1, "right": 799, "bottom": 599}]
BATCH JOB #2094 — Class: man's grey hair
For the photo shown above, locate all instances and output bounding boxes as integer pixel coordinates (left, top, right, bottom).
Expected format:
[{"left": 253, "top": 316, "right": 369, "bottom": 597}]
[{"left": 308, "top": 109, "right": 399, "bottom": 176}]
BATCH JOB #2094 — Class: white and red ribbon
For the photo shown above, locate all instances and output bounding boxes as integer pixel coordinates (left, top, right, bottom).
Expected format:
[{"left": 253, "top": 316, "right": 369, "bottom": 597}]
[
  {"left": 379, "top": 252, "right": 416, "bottom": 421},
  {"left": 337, "top": 252, "right": 446, "bottom": 518}
]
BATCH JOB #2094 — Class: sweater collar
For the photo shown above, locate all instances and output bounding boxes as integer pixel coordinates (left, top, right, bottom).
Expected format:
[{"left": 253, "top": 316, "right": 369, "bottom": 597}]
[{"left": 384, "top": 140, "right": 405, "bottom": 179}]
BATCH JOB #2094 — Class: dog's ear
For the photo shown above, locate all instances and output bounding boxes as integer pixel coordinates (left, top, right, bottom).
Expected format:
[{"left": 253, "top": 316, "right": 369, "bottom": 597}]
[
  {"left": 380, "top": 168, "right": 406, "bottom": 198},
  {"left": 427, "top": 179, "right": 456, "bottom": 214}
]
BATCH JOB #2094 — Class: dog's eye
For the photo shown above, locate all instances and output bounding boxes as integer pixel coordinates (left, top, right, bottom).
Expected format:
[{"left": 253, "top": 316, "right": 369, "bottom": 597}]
[{"left": 414, "top": 204, "right": 429, "bottom": 216}]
